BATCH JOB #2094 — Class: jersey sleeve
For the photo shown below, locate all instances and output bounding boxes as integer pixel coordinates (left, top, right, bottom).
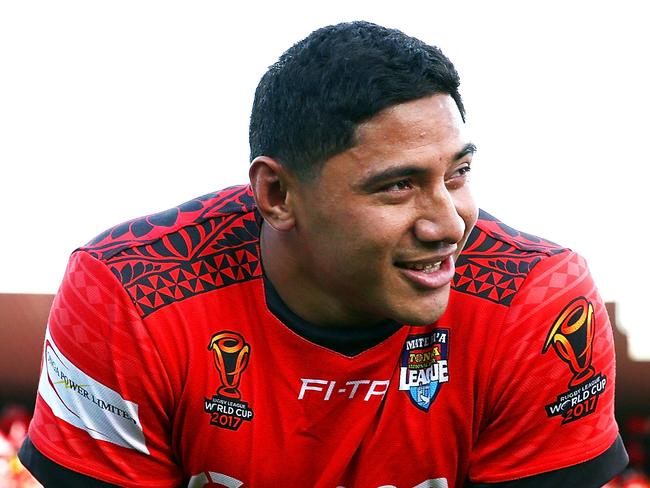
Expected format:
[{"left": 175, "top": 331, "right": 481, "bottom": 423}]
[
  {"left": 20, "top": 250, "right": 182, "bottom": 487},
  {"left": 468, "top": 250, "right": 627, "bottom": 485}
]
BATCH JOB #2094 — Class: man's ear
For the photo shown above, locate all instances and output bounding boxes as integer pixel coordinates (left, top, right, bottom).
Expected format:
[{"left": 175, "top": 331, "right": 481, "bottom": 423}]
[{"left": 249, "top": 156, "right": 296, "bottom": 231}]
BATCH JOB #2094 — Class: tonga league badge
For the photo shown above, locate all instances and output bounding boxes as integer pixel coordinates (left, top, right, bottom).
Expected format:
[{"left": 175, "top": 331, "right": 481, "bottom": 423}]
[
  {"left": 399, "top": 329, "right": 449, "bottom": 412},
  {"left": 204, "top": 331, "right": 254, "bottom": 430}
]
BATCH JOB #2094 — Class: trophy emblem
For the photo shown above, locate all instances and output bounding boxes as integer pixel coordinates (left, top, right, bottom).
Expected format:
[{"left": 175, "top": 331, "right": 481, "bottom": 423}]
[
  {"left": 208, "top": 331, "right": 250, "bottom": 399},
  {"left": 542, "top": 297, "right": 596, "bottom": 388}
]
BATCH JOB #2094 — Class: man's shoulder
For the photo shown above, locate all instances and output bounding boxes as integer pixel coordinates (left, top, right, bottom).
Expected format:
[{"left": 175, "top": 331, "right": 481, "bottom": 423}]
[
  {"left": 453, "top": 209, "right": 569, "bottom": 306},
  {"left": 78, "top": 184, "right": 262, "bottom": 317},
  {"left": 82, "top": 185, "right": 257, "bottom": 261},
  {"left": 470, "top": 209, "right": 566, "bottom": 255}
]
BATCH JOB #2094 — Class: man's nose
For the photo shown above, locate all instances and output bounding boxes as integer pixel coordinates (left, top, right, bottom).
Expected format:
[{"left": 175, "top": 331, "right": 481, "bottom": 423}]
[{"left": 413, "top": 190, "right": 465, "bottom": 245}]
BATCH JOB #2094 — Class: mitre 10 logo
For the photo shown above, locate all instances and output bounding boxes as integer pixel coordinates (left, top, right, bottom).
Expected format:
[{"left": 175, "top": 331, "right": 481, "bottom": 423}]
[{"left": 399, "top": 329, "right": 449, "bottom": 412}]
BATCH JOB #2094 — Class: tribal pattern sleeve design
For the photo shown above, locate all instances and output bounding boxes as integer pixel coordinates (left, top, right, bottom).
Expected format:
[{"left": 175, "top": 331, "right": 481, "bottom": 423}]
[
  {"left": 453, "top": 210, "right": 567, "bottom": 306},
  {"left": 81, "top": 185, "right": 262, "bottom": 317}
]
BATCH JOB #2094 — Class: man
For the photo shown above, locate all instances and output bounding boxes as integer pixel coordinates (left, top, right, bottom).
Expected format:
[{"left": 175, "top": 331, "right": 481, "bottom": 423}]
[{"left": 20, "top": 21, "right": 627, "bottom": 487}]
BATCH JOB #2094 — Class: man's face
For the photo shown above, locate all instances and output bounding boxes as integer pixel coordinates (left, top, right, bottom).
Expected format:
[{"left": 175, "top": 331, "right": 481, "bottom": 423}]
[{"left": 288, "top": 93, "right": 478, "bottom": 327}]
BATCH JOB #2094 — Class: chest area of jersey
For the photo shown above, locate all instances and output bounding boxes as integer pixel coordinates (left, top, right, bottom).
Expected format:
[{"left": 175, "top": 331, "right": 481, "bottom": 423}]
[{"left": 178, "top": 321, "right": 471, "bottom": 486}]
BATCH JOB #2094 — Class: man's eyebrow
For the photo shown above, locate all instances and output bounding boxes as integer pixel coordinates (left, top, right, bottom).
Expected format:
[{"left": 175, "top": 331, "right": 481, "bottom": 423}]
[
  {"left": 358, "top": 143, "right": 477, "bottom": 190},
  {"left": 358, "top": 166, "right": 428, "bottom": 190},
  {"left": 454, "top": 142, "right": 477, "bottom": 160}
]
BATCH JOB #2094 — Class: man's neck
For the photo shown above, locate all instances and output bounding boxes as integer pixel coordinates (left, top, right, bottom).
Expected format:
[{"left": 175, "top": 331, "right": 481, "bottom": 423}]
[{"left": 260, "top": 222, "right": 384, "bottom": 328}]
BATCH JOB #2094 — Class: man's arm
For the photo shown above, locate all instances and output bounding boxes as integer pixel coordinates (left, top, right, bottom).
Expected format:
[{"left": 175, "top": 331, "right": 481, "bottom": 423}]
[
  {"left": 468, "top": 250, "right": 627, "bottom": 486},
  {"left": 19, "top": 436, "right": 121, "bottom": 487},
  {"left": 467, "top": 435, "right": 627, "bottom": 487},
  {"left": 20, "top": 250, "right": 181, "bottom": 487}
]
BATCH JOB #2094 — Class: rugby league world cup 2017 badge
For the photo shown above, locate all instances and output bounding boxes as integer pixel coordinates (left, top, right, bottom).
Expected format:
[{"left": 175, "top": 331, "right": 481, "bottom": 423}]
[
  {"left": 399, "top": 329, "right": 450, "bottom": 412},
  {"left": 204, "top": 331, "right": 254, "bottom": 431},
  {"left": 542, "top": 297, "right": 607, "bottom": 424}
]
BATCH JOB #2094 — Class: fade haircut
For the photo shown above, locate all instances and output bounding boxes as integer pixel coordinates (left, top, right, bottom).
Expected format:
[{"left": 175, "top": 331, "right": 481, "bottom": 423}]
[{"left": 249, "top": 21, "right": 465, "bottom": 179}]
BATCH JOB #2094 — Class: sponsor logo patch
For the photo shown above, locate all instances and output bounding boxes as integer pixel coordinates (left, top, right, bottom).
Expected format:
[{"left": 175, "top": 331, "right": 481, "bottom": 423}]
[
  {"left": 204, "top": 331, "right": 254, "bottom": 431},
  {"left": 39, "top": 327, "right": 148, "bottom": 453},
  {"left": 398, "top": 329, "right": 449, "bottom": 412},
  {"left": 542, "top": 296, "right": 606, "bottom": 423},
  {"left": 297, "top": 378, "right": 390, "bottom": 401}
]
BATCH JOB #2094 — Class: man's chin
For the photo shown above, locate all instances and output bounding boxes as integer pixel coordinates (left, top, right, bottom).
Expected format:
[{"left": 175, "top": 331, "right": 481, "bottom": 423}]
[
  {"left": 391, "top": 287, "right": 451, "bottom": 326},
  {"left": 401, "top": 315, "right": 445, "bottom": 327},
  {"left": 392, "top": 303, "right": 450, "bottom": 327}
]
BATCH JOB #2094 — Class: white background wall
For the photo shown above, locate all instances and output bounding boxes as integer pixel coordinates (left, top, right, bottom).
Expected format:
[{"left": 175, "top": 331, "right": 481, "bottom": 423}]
[{"left": 1, "top": 1, "right": 648, "bottom": 357}]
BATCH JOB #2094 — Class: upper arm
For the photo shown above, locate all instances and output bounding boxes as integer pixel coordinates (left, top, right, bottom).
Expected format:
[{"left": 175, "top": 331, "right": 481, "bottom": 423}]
[
  {"left": 22, "top": 250, "right": 182, "bottom": 487},
  {"left": 469, "top": 250, "right": 627, "bottom": 485}
]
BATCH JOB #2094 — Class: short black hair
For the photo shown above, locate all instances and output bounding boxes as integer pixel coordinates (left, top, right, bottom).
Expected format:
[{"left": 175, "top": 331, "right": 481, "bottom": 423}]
[{"left": 249, "top": 21, "right": 465, "bottom": 179}]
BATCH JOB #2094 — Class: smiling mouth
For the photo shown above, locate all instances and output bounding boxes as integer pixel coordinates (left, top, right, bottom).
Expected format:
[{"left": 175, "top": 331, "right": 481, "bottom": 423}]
[
  {"left": 400, "top": 261, "right": 442, "bottom": 273},
  {"left": 394, "top": 256, "right": 456, "bottom": 289}
]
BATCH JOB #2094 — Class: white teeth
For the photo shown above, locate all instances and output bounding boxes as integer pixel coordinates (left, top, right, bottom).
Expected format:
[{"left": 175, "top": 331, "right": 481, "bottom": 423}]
[{"left": 405, "top": 261, "right": 442, "bottom": 273}]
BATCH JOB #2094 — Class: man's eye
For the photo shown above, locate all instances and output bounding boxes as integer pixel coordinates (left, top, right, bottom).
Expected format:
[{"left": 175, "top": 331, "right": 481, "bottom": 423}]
[
  {"left": 382, "top": 180, "right": 413, "bottom": 192},
  {"left": 451, "top": 165, "right": 472, "bottom": 178}
]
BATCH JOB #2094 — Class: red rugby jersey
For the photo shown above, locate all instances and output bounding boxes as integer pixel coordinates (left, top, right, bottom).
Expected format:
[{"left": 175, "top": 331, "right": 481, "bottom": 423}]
[{"left": 21, "top": 185, "right": 625, "bottom": 487}]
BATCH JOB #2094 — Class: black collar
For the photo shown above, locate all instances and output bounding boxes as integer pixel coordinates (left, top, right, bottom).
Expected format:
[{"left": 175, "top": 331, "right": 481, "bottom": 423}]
[{"left": 263, "top": 274, "right": 402, "bottom": 356}]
